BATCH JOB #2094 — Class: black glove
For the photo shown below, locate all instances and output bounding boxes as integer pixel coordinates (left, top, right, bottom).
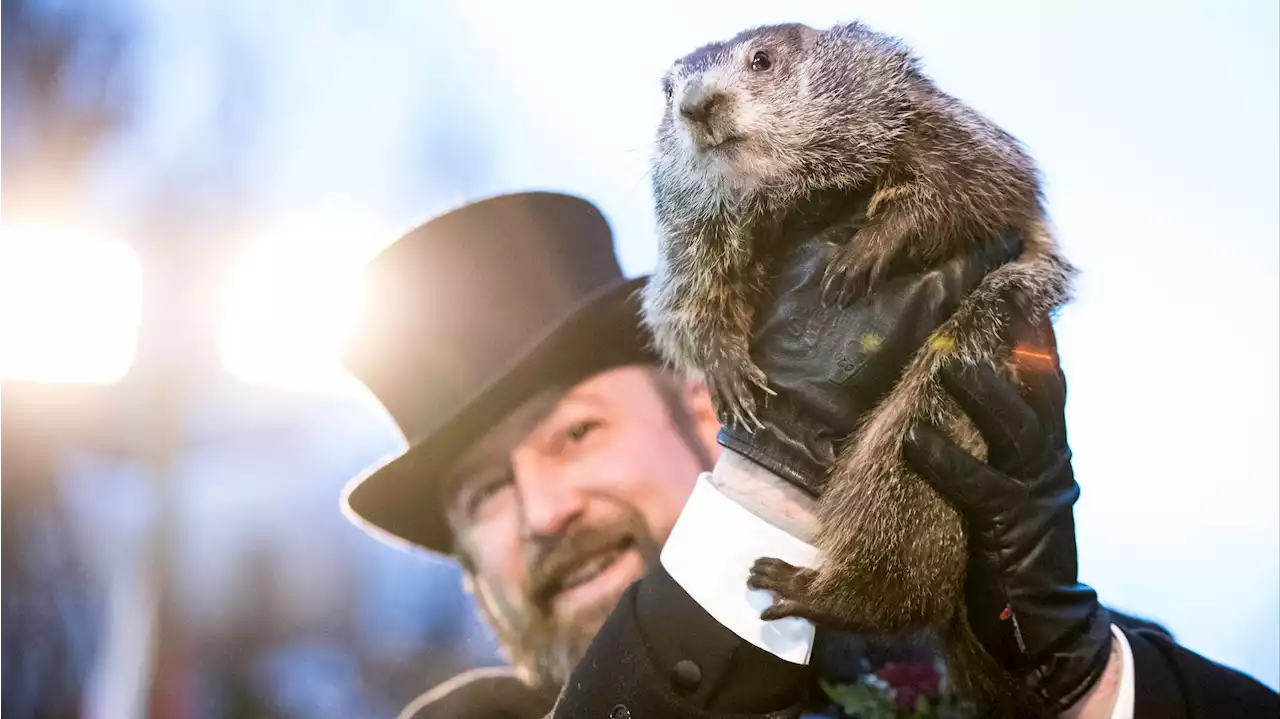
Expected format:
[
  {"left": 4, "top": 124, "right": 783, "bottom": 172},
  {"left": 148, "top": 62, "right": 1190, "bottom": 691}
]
[
  {"left": 716, "top": 190, "right": 1026, "bottom": 496},
  {"left": 902, "top": 315, "right": 1113, "bottom": 711}
]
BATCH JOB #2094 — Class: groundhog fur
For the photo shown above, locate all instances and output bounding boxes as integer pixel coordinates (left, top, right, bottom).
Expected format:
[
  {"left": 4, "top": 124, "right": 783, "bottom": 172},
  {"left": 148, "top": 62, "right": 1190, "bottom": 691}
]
[{"left": 639, "top": 20, "right": 1076, "bottom": 716}]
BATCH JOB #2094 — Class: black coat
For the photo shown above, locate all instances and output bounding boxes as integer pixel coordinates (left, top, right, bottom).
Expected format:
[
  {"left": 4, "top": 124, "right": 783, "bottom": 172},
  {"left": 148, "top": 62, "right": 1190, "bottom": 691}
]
[{"left": 405, "top": 566, "right": 1279, "bottom": 718}]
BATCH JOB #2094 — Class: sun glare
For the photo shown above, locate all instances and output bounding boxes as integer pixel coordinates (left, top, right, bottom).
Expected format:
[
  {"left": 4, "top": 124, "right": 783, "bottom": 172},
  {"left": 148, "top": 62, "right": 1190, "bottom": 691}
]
[
  {"left": 219, "top": 231, "right": 374, "bottom": 395},
  {"left": 0, "top": 225, "right": 144, "bottom": 385}
]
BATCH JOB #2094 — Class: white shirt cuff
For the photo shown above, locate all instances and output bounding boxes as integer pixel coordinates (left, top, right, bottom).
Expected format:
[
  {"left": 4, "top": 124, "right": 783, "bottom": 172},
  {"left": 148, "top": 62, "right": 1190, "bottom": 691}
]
[
  {"left": 1107, "top": 623, "right": 1136, "bottom": 719},
  {"left": 660, "top": 472, "right": 823, "bottom": 664}
]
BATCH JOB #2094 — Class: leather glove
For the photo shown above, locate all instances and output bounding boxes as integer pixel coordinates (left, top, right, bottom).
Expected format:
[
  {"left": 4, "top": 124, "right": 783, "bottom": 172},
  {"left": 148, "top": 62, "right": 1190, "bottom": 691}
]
[
  {"left": 902, "top": 314, "right": 1113, "bottom": 711},
  {"left": 716, "top": 191, "right": 1026, "bottom": 497}
]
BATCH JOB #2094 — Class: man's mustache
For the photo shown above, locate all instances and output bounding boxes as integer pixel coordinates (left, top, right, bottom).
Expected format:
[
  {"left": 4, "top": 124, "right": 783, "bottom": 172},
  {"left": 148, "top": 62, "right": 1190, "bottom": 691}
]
[
  {"left": 525, "top": 525, "right": 633, "bottom": 610},
  {"left": 523, "top": 516, "right": 658, "bottom": 613}
]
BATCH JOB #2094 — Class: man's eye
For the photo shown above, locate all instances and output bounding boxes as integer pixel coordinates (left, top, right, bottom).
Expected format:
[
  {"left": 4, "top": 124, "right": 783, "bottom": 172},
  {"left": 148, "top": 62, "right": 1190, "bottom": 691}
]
[
  {"left": 566, "top": 420, "right": 598, "bottom": 443},
  {"left": 464, "top": 477, "right": 510, "bottom": 518}
]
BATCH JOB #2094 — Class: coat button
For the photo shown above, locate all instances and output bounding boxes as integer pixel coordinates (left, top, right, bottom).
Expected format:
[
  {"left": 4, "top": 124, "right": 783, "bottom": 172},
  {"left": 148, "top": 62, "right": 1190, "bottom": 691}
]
[
  {"left": 609, "top": 704, "right": 630, "bottom": 719},
  {"left": 671, "top": 659, "right": 702, "bottom": 692}
]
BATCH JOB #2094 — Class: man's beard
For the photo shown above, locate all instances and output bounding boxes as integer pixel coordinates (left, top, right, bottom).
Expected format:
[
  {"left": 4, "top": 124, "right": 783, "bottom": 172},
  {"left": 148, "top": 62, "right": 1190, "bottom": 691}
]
[{"left": 470, "top": 503, "right": 660, "bottom": 692}]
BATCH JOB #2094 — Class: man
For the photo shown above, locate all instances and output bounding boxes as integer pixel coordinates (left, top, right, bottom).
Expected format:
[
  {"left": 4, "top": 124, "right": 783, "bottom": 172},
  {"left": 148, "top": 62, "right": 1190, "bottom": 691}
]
[
  {"left": 338, "top": 191, "right": 727, "bottom": 714},
  {"left": 338, "top": 191, "right": 1277, "bottom": 718}
]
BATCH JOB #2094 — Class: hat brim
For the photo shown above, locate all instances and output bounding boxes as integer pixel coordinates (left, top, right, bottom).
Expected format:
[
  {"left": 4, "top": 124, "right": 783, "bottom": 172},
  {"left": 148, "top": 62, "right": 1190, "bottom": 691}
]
[{"left": 340, "top": 275, "right": 654, "bottom": 556}]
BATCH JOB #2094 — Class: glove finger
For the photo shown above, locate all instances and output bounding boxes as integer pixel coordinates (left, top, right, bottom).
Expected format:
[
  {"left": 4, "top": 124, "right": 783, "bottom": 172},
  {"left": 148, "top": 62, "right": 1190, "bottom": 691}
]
[
  {"left": 1008, "top": 316, "right": 1069, "bottom": 451},
  {"left": 1016, "top": 358, "right": 1068, "bottom": 452},
  {"left": 904, "top": 421, "right": 1023, "bottom": 519},
  {"left": 939, "top": 361, "right": 1048, "bottom": 478}
]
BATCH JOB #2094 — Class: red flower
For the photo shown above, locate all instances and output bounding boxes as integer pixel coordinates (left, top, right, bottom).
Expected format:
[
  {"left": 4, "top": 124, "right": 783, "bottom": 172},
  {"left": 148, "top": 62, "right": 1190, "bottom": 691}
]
[{"left": 874, "top": 660, "right": 942, "bottom": 712}]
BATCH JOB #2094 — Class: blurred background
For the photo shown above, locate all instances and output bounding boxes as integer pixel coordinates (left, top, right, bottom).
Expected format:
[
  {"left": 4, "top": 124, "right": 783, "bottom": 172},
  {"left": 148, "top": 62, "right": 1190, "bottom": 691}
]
[{"left": 1, "top": 0, "right": 1276, "bottom": 717}]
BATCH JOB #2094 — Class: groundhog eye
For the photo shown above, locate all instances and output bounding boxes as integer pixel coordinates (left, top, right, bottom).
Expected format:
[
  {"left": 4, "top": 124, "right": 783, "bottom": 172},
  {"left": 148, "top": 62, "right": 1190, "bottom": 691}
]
[{"left": 750, "top": 50, "right": 772, "bottom": 71}]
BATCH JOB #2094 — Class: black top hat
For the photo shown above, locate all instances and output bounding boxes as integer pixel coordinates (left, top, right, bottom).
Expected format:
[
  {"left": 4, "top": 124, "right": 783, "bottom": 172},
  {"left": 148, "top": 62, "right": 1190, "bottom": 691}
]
[{"left": 338, "top": 191, "right": 655, "bottom": 555}]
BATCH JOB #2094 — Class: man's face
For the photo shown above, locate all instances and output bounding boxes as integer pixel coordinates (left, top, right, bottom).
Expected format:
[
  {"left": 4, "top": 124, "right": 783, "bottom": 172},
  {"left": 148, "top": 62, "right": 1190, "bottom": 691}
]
[{"left": 443, "top": 365, "right": 721, "bottom": 690}]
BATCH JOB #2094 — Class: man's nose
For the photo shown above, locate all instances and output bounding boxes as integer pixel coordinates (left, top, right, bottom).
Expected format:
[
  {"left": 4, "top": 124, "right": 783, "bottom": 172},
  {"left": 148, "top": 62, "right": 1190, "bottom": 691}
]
[
  {"left": 516, "top": 466, "right": 585, "bottom": 538},
  {"left": 679, "top": 78, "right": 727, "bottom": 124}
]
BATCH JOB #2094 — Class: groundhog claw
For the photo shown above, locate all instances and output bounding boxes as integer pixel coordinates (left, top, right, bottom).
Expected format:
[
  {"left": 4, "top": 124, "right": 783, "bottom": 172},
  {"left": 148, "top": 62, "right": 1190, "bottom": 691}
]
[
  {"left": 822, "top": 234, "right": 895, "bottom": 308},
  {"left": 748, "top": 558, "right": 858, "bottom": 628},
  {"left": 819, "top": 256, "right": 850, "bottom": 307},
  {"left": 704, "top": 351, "right": 772, "bottom": 431},
  {"left": 747, "top": 557, "right": 808, "bottom": 593},
  {"left": 706, "top": 369, "right": 763, "bottom": 431},
  {"left": 748, "top": 557, "right": 820, "bottom": 621},
  {"left": 744, "top": 360, "right": 775, "bottom": 396}
]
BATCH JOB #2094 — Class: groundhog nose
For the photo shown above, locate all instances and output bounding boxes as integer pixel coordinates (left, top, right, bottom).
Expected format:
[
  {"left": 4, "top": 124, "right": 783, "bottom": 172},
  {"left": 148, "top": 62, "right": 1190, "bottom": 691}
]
[{"left": 679, "top": 81, "right": 727, "bottom": 124}]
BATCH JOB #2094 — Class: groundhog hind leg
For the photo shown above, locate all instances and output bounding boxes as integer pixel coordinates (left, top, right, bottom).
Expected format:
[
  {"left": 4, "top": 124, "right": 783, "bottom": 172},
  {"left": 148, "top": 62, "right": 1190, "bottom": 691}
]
[{"left": 746, "top": 557, "right": 871, "bottom": 629}]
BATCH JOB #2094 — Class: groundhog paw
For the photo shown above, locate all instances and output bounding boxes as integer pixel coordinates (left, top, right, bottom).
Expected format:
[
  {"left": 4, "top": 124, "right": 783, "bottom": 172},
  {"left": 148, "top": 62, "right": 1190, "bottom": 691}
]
[
  {"left": 704, "top": 355, "right": 773, "bottom": 431},
  {"left": 706, "top": 368, "right": 763, "bottom": 431},
  {"left": 748, "top": 557, "right": 812, "bottom": 594},
  {"left": 742, "top": 357, "right": 774, "bottom": 396},
  {"left": 749, "top": 558, "right": 861, "bottom": 628},
  {"left": 748, "top": 557, "right": 824, "bottom": 622},
  {"left": 821, "top": 238, "right": 894, "bottom": 308}
]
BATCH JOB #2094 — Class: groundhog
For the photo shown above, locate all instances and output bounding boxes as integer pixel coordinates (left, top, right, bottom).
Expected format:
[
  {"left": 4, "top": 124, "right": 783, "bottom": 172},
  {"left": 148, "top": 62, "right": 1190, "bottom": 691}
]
[{"left": 639, "top": 20, "right": 1076, "bottom": 715}]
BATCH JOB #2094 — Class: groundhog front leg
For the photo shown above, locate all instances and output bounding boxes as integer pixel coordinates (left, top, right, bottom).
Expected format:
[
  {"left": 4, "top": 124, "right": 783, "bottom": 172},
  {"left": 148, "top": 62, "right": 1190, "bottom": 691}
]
[
  {"left": 697, "top": 267, "right": 775, "bottom": 430},
  {"left": 648, "top": 257, "right": 773, "bottom": 430},
  {"left": 821, "top": 183, "right": 934, "bottom": 308}
]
